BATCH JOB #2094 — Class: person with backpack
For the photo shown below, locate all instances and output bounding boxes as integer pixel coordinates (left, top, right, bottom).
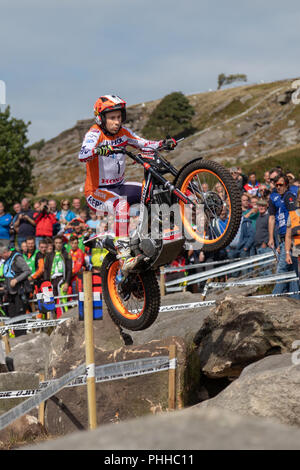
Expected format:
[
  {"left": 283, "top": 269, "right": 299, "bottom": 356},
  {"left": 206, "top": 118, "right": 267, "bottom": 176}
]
[{"left": 0, "top": 242, "right": 31, "bottom": 336}]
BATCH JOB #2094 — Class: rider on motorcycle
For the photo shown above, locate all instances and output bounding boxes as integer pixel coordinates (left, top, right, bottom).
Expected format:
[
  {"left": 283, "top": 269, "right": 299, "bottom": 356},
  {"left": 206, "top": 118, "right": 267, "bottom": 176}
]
[{"left": 79, "top": 94, "right": 176, "bottom": 273}]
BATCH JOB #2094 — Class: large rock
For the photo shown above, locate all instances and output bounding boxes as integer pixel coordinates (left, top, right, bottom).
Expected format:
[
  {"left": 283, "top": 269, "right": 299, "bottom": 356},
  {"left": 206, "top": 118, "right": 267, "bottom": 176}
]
[
  {"left": 44, "top": 305, "right": 198, "bottom": 435},
  {"left": 0, "top": 415, "right": 46, "bottom": 450},
  {"left": 25, "top": 406, "right": 300, "bottom": 450},
  {"left": 194, "top": 295, "right": 300, "bottom": 378},
  {"left": 199, "top": 353, "right": 300, "bottom": 427},
  {"left": 8, "top": 333, "right": 51, "bottom": 375}
]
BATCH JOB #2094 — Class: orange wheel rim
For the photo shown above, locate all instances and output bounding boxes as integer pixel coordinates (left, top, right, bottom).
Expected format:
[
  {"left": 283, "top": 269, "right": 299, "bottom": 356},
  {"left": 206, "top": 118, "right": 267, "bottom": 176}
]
[
  {"left": 107, "top": 261, "right": 146, "bottom": 319},
  {"left": 179, "top": 169, "right": 232, "bottom": 244}
]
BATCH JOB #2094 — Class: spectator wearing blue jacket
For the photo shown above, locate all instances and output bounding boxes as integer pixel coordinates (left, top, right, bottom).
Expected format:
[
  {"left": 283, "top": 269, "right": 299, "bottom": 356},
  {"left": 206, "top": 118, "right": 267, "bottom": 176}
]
[
  {"left": 268, "top": 174, "right": 298, "bottom": 295},
  {"left": 56, "top": 199, "right": 76, "bottom": 234},
  {"left": 0, "top": 201, "right": 12, "bottom": 243}
]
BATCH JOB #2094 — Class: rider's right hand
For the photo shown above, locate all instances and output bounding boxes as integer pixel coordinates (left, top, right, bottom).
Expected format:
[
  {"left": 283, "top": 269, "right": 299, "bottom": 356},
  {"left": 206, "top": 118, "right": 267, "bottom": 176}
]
[{"left": 95, "top": 144, "right": 114, "bottom": 156}]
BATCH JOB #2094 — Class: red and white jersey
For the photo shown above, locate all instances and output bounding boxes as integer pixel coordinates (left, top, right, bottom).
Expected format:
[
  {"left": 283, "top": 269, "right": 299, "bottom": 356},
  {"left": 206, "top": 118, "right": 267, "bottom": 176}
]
[{"left": 79, "top": 124, "right": 161, "bottom": 194}]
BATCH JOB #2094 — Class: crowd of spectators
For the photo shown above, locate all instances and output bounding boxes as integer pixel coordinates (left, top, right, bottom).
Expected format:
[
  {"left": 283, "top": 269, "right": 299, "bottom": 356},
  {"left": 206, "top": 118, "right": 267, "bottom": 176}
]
[
  {"left": 166, "top": 166, "right": 300, "bottom": 299},
  {"left": 0, "top": 164, "right": 300, "bottom": 325}
]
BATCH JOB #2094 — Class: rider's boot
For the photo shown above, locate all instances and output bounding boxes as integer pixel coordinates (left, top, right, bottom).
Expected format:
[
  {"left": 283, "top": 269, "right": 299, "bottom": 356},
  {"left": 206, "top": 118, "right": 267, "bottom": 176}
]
[{"left": 115, "top": 237, "right": 143, "bottom": 274}]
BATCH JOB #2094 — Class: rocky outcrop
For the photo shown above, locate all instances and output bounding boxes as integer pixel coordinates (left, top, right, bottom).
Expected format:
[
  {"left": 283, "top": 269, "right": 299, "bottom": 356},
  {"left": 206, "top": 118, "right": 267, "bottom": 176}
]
[
  {"left": 31, "top": 78, "right": 300, "bottom": 198},
  {"left": 199, "top": 353, "right": 300, "bottom": 427},
  {"left": 194, "top": 295, "right": 300, "bottom": 379},
  {"left": 0, "top": 414, "right": 46, "bottom": 450},
  {"left": 26, "top": 405, "right": 300, "bottom": 450}
]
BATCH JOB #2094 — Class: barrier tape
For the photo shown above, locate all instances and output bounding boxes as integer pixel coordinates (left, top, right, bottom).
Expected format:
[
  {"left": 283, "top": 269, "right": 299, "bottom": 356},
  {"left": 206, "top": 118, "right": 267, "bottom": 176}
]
[
  {"left": 0, "top": 318, "right": 67, "bottom": 335},
  {"left": 0, "top": 357, "right": 171, "bottom": 402},
  {"left": 208, "top": 272, "right": 298, "bottom": 288},
  {"left": 166, "top": 271, "right": 299, "bottom": 292},
  {"left": 0, "top": 363, "right": 86, "bottom": 431}
]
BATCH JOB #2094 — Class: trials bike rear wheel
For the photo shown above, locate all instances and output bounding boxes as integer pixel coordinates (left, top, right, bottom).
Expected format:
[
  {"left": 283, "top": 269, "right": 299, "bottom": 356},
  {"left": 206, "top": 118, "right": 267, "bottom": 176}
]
[
  {"left": 174, "top": 159, "right": 242, "bottom": 252},
  {"left": 101, "top": 253, "right": 161, "bottom": 331}
]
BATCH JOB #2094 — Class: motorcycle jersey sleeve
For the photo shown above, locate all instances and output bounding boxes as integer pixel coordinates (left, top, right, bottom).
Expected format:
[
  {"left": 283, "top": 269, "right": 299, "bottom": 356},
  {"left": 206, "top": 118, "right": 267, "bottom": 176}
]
[{"left": 78, "top": 124, "right": 162, "bottom": 192}]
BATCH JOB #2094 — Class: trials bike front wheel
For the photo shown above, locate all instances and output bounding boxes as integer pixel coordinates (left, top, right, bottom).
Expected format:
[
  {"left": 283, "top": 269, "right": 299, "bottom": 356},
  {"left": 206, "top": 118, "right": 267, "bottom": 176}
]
[
  {"left": 174, "top": 159, "right": 242, "bottom": 252},
  {"left": 101, "top": 253, "right": 161, "bottom": 331}
]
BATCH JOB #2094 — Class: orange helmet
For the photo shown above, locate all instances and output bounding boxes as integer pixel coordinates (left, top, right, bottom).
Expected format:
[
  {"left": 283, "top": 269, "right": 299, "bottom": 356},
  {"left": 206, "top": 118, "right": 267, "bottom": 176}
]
[{"left": 94, "top": 95, "right": 126, "bottom": 130}]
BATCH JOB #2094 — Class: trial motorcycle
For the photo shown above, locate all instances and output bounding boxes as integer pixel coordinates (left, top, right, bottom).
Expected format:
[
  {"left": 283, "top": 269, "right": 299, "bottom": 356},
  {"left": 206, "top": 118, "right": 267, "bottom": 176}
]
[{"left": 95, "top": 140, "right": 241, "bottom": 331}]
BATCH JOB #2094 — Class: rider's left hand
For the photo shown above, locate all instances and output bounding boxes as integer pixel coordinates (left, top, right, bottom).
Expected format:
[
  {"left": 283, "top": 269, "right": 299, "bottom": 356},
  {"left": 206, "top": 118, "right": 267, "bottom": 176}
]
[{"left": 162, "top": 137, "right": 177, "bottom": 150}]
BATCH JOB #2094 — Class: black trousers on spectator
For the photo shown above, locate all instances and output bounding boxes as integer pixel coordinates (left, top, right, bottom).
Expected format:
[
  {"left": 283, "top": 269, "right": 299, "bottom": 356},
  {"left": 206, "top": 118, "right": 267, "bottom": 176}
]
[{"left": 7, "top": 293, "right": 27, "bottom": 337}]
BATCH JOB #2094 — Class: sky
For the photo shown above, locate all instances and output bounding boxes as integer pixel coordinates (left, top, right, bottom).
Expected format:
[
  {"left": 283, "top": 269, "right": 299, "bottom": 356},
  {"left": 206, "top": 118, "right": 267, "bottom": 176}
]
[{"left": 1, "top": 0, "right": 300, "bottom": 144}]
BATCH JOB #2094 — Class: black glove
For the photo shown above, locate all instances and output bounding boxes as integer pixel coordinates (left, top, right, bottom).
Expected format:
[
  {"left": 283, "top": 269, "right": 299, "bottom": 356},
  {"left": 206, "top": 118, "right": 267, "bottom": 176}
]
[
  {"left": 162, "top": 136, "right": 177, "bottom": 150},
  {"left": 95, "top": 145, "right": 113, "bottom": 156}
]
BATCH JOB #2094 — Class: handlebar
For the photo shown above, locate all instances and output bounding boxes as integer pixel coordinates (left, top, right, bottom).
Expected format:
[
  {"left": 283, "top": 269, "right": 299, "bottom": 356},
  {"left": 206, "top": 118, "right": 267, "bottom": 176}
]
[{"left": 107, "top": 137, "right": 184, "bottom": 157}]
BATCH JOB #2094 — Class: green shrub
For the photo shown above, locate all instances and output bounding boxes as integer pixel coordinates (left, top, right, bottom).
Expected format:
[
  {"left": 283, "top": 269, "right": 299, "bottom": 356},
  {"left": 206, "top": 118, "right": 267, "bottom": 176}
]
[{"left": 142, "top": 91, "right": 195, "bottom": 140}]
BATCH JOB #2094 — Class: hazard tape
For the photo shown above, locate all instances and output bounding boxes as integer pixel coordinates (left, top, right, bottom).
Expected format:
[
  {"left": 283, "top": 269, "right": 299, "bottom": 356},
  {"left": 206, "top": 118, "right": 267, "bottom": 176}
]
[
  {"left": 0, "top": 357, "right": 171, "bottom": 403},
  {"left": 0, "top": 318, "right": 67, "bottom": 335},
  {"left": 0, "top": 363, "right": 86, "bottom": 431},
  {"left": 208, "top": 272, "right": 298, "bottom": 288}
]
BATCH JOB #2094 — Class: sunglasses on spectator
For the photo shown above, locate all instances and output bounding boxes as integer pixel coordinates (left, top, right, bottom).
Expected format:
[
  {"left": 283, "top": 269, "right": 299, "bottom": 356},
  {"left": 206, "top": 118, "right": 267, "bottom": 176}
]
[
  {"left": 275, "top": 183, "right": 284, "bottom": 187},
  {"left": 62, "top": 203, "right": 70, "bottom": 206}
]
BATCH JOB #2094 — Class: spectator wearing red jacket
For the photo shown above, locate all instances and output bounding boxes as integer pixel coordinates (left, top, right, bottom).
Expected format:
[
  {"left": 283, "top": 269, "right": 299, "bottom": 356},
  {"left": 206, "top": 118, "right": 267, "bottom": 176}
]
[
  {"left": 34, "top": 199, "right": 57, "bottom": 246},
  {"left": 244, "top": 172, "right": 260, "bottom": 196},
  {"left": 69, "top": 235, "right": 85, "bottom": 294}
]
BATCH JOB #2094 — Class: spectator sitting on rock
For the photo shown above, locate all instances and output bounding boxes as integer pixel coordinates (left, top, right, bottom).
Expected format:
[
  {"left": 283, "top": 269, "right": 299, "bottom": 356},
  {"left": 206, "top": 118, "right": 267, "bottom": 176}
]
[{"left": 244, "top": 172, "right": 260, "bottom": 196}]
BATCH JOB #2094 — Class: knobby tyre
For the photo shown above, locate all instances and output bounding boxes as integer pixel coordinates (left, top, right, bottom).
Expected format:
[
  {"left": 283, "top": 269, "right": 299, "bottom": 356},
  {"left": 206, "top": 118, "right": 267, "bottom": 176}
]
[
  {"left": 174, "top": 159, "right": 242, "bottom": 252},
  {"left": 101, "top": 253, "right": 161, "bottom": 331}
]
